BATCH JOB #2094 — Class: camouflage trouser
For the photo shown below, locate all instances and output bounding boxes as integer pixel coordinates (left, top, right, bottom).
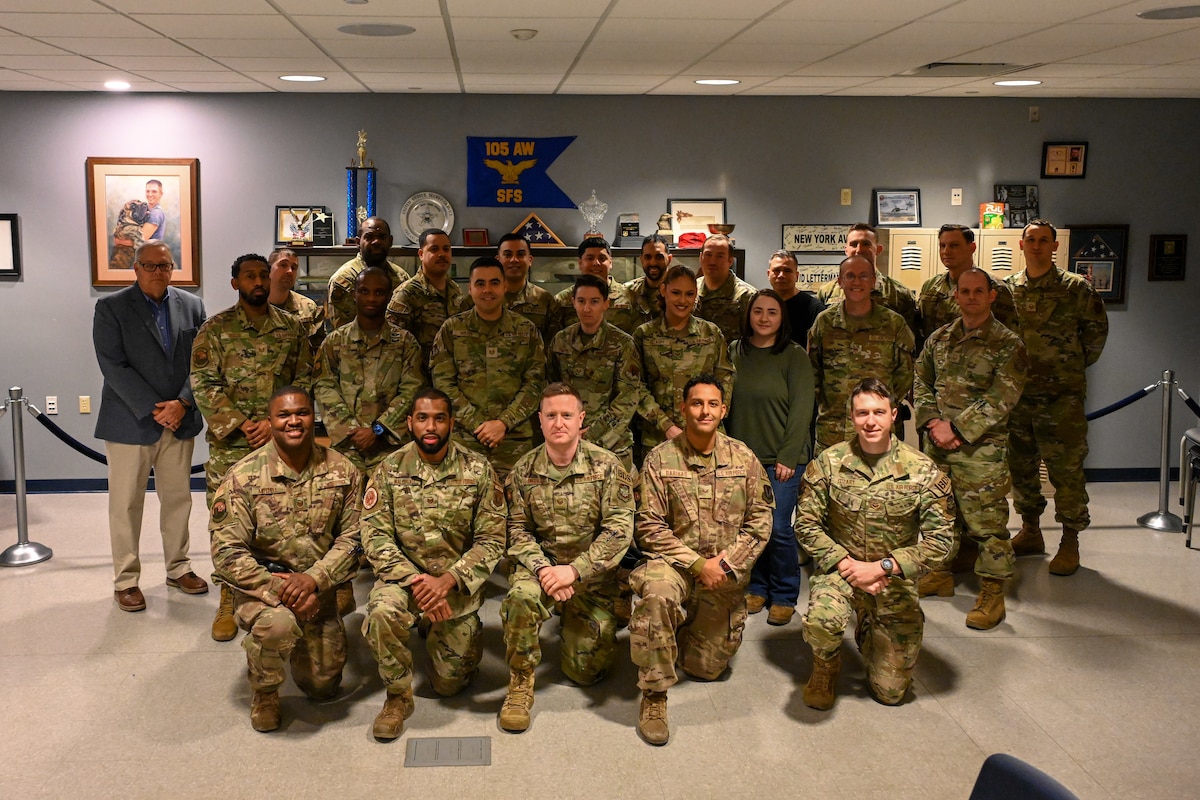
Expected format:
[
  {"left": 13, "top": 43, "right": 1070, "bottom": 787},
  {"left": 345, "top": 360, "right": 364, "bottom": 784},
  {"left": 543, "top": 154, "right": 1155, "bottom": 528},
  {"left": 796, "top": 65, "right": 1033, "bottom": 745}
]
[
  {"left": 1008, "top": 393, "right": 1090, "bottom": 530},
  {"left": 927, "top": 441, "right": 1014, "bottom": 580},
  {"left": 501, "top": 567, "right": 620, "bottom": 685},
  {"left": 362, "top": 582, "right": 482, "bottom": 697},
  {"left": 628, "top": 559, "right": 748, "bottom": 693},
  {"left": 235, "top": 591, "right": 346, "bottom": 698},
  {"left": 204, "top": 440, "right": 252, "bottom": 507},
  {"left": 802, "top": 571, "right": 923, "bottom": 705},
  {"left": 109, "top": 243, "right": 136, "bottom": 271},
  {"left": 455, "top": 433, "right": 533, "bottom": 481}
]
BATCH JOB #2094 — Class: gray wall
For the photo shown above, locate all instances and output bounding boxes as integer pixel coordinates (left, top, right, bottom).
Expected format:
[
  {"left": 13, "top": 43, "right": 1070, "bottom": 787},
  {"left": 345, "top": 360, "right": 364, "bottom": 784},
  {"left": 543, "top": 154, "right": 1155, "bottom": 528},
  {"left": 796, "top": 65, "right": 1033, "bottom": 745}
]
[{"left": 0, "top": 91, "right": 1196, "bottom": 482}]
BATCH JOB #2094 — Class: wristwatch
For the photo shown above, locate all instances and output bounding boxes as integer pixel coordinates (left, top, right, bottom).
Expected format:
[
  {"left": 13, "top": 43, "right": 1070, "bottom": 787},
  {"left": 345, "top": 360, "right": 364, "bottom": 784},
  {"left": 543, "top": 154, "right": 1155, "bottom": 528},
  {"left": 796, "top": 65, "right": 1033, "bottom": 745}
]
[
  {"left": 880, "top": 557, "right": 895, "bottom": 577},
  {"left": 371, "top": 421, "right": 386, "bottom": 437}
]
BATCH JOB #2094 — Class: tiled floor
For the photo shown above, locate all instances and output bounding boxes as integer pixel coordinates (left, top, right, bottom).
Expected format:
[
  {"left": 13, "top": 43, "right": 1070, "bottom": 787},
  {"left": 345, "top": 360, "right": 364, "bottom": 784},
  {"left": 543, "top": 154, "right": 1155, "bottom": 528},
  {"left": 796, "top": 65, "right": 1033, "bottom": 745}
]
[{"left": 1, "top": 482, "right": 1197, "bottom": 799}]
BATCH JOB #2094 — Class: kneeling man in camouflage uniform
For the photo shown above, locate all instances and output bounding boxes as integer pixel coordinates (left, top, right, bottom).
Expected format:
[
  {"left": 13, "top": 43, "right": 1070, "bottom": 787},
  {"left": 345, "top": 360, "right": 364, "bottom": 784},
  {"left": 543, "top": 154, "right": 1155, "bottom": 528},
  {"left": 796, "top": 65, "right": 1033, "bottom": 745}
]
[
  {"left": 360, "top": 387, "right": 507, "bottom": 741},
  {"left": 499, "top": 383, "right": 635, "bottom": 732},
  {"left": 796, "top": 378, "right": 955, "bottom": 709},
  {"left": 629, "top": 374, "right": 772, "bottom": 745},
  {"left": 209, "top": 386, "right": 362, "bottom": 733}
]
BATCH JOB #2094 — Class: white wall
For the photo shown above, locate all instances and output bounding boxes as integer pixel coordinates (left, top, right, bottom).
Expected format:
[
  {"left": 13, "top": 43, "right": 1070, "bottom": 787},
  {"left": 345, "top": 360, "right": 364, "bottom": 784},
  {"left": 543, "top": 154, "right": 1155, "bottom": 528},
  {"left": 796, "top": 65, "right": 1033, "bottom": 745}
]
[{"left": 0, "top": 91, "right": 1196, "bottom": 482}]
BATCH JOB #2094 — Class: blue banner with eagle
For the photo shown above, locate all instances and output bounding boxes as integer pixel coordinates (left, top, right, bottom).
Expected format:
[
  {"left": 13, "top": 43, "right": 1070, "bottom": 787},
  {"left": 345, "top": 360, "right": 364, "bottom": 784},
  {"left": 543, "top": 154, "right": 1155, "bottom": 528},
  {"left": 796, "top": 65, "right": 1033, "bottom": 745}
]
[{"left": 466, "top": 136, "right": 576, "bottom": 208}]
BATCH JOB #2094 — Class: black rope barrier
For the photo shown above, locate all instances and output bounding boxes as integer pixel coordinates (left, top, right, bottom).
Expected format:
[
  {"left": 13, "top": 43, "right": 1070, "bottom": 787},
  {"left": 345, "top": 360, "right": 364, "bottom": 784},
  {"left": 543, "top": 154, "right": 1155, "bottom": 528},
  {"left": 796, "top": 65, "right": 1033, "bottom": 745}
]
[
  {"left": 1086, "top": 382, "right": 1159, "bottom": 422},
  {"left": 28, "top": 408, "right": 205, "bottom": 473},
  {"left": 1178, "top": 386, "right": 1200, "bottom": 419}
]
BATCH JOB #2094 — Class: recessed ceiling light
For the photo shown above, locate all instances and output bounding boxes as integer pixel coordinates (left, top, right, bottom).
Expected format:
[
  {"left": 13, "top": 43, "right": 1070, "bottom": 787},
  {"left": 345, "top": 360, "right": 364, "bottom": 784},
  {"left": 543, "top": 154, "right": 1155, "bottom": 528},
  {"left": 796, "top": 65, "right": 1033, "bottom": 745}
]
[
  {"left": 104, "top": 80, "right": 131, "bottom": 90},
  {"left": 1138, "top": 5, "right": 1200, "bottom": 20},
  {"left": 338, "top": 23, "right": 415, "bottom": 36},
  {"left": 994, "top": 79, "right": 1041, "bottom": 86},
  {"left": 280, "top": 75, "right": 326, "bottom": 82},
  {"left": 510, "top": 28, "right": 538, "bottom": 40},
  {"left": 695, "top": 79, "right": 740, "bottom": 86}
]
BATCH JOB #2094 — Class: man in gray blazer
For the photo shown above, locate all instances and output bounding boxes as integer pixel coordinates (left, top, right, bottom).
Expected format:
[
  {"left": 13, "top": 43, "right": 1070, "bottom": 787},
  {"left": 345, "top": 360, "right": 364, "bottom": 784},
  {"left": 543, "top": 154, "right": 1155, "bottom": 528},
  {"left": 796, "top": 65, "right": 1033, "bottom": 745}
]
[{"left": 94, "top": 241, "right": 209, "bottom": 611}]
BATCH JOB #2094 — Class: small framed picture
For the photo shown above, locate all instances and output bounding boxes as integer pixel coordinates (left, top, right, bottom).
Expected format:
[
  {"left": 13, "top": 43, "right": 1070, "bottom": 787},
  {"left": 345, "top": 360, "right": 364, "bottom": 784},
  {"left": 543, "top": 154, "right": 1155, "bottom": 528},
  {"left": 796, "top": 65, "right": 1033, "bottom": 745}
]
[
  {"left": 462, "top": 228, "right": 490, "bottom": 247},
  {"left": 872, "top": 189, "right": 921, "bottom": 227},
  {"left": 1042, "top": 142, "right": 1088, "bottom": 179},
  {"left": 1148, "top": 234, "right": 1186, "bottom": 281},
  {"left": 0, "top": 213, "right": 20, "bottom": 280},
  {"left": 667, "top": 198, "right": 727, "bottom": 246},
  {"left": 86, "top": 157, "right": 200, "bottom": 287},
  {"left": 275, "top": 205, "right": 328, "bottom": 246}
]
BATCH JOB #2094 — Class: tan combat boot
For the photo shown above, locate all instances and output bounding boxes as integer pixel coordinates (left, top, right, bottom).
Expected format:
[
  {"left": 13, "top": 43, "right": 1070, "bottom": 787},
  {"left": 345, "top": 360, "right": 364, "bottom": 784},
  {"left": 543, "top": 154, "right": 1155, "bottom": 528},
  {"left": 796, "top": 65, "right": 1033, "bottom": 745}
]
[
  {"left": 1049, "top": 527, "right": 1080, "bottom": 576},
  {"left": 211, "top": 584, "right": 237, "bottom": 642},
  {"left": 250, "top": 690, "right": 280, "bottom": 732},
  {"left": 637, "top": 690, "right": 669, "bottom": 745},
  {"left": 803, "top": 653, "right": 841, "bottom": 711},
  {"left": 745, "top": 594, "right": 767, "bottom": 614},
  {"left": 373, "top": 688, "right": 414, "bottom": 740},
  {"left": 918, "top": 570, "right": 955, "bottom": 598},
  {"left": 1010, "top": 516, "right": 1046, "bottom": 556},
  {"left": 498, "top": 669, "right": 535, "bottom": 732},
  {"left": 966, "top": 577, "right": 1007, "bottom": 630}
]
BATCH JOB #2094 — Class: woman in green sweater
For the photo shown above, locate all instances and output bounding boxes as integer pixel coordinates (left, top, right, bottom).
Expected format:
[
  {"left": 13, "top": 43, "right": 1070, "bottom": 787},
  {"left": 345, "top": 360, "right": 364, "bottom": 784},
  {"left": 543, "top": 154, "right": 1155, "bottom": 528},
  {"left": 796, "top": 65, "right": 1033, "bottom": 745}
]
[{"left": 727, "top": 289, "right": 815, "bottom": 626}]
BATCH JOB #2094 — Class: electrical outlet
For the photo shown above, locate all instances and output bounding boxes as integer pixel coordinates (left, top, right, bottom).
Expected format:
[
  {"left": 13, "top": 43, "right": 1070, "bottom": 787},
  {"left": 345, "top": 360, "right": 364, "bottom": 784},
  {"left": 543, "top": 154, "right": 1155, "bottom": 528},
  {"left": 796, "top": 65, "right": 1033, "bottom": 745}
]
[
  {"left": 840, "top": 188, "right": 852, "bottom": 206},
  {"left": 46, "top": 396, "right": 58, "bottom": 415},
  {"left": 79, "top": 396, "right": 91, "bottom": 414},
  {"left": 1029, "top": 105, "right": 1040, "bottom": 123},
  {"left": 951, "top": 188, "right": 963, "bottom": 206}
]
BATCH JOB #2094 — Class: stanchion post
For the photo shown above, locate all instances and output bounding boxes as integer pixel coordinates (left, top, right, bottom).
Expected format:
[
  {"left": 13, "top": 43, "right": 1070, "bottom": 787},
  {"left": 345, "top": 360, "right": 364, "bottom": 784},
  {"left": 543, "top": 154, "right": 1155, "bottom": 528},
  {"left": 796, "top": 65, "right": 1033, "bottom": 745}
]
[
  {"left": 1138, "top": 370, "right": 1183, "bottom": 532},
  {"left": 1, "top": 386, "right": 53, "bottom": 567}
]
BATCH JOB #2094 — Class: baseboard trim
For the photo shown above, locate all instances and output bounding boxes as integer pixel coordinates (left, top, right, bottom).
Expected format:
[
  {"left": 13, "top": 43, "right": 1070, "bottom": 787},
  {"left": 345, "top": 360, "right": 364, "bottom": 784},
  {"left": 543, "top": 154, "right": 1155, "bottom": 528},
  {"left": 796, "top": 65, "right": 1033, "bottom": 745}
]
[{"left": 1, "top": 477, "right": 207, "bottom": 493}]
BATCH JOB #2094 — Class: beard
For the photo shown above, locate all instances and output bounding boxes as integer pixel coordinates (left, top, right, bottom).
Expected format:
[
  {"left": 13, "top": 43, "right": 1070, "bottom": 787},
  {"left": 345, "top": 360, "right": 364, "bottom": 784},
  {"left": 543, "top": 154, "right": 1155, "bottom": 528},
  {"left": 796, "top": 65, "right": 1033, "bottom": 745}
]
[
  {"left": 415, "top": 431, "right": 450, "bottom": 455},
  {"left": 240, "top": 287, "right": 268, "bottom": 307}
]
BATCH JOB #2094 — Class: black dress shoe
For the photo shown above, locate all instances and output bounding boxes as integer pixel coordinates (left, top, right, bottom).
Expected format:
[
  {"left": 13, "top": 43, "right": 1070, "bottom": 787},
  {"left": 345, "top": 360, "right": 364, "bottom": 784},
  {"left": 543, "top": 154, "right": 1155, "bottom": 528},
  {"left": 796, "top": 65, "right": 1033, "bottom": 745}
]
[{"left": 115, "top": 587, "right": 147, "bottom": 612}]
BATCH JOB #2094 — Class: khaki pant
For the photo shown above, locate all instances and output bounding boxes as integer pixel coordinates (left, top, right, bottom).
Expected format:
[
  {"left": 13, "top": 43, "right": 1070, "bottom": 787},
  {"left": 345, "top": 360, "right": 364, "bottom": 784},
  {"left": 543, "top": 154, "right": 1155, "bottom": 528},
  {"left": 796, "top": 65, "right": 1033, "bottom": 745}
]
[
  {"left": 105, "top": 430, "right": 195, "bottom": 591},
  {"left": 628, "top": 559, "right": 748, "bottom": 693}
]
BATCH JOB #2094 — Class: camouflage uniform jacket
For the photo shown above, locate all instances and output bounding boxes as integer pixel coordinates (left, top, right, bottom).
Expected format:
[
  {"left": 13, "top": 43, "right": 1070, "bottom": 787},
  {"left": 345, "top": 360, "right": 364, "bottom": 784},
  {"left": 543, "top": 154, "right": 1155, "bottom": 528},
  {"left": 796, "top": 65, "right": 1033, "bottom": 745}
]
[
  {"left": 314, "top": 319, "right": 424, "bottom": 448},
  {"left": 506, "top": 440, "right": 635, "bottom": 587},
  {"left": 276, "top": 290, "right": 327, "bottom": 352},
  {"left": 547, "top": 321, "right": 643, "bottom": 457},
  {"left": 624, "top": 275, "right": 662, "bottom": 329},
  {"left": 819, "top": 273, "right": 919, "bottom": 336},
  {"left": 916, "top": 271, "right": 1019, "bottom": 348},
  {"left": 384, "top": 270, "right": 471, "bottom": 375},
  {"left": 796, "top": 435, "right": 955, "bottom": 580},
  {"left": 1004, "top": 267, "right": 1108, "bottom": 399},
  {"left": 505, "top": 280, "right": 555, "bottom": 343},
  {"left": 809, "top": 301, "right": 915, "bottom": 448},
  {"left": 210, "top": 442, "right": 362, "bottom": 605},
  {"left": 637, "top": 432, "right": 773, "bottom": 581},
  {"left": 633, "top": 315, "right": 734, "bottom": 435},
  {"left": 550, "top": 277, "right": 642, "bottom": 338},
  {"left": 191, "top": 303, "right": 312, "bottom": 446},
  {"left": 696, "top": 271, "right": 757, "bottom": 344},
  {"left": 361, "top": 440, "right": 507, "bottom": 615},
  {"left": 914, "top": 315, "right": 1028, "bottom": 447},
  {"left": 327, "top": 254, "right": 412, "bottom": 330},
  {"left": 429, "top": 307, "right": 546, "bottom": 440}
]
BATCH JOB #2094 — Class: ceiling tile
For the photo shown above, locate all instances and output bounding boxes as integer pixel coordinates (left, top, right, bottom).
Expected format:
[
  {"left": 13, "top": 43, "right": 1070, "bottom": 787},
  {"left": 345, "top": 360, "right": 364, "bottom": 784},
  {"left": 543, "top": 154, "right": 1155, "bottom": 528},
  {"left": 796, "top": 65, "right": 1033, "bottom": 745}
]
[
  {"left": 178, "top": 38, "right": 325, "bottom": 59},
  {"left": 592, "top": 18, "right": 747, "bottom": 44},
  {"left": 136, "top": 70, "right": 250, "bottom": 82},
  {"left": 610, "top": 0, "right": 782, "bottom": 19},
  {"left": 357, "top": 73, "right": 462, "bottom": 91},
  {"left": 571, "top": 59, "right": 693, "bottom": 76},
  {"left": 291, "top": 14, "right": 445, "bottom": 41},
  {"left": 321, "top": 38, "right": 451, "bottom": 59},
  {"left": 167, "top": 81, "right": 269, "bottom": 92},
  {"left": 768, "top": 0, "right": 954, "bottom": 22},
  {"left": 339, "top": 58, "right": 455, "bottom": 73},
  {"left": 962, "top": 23, "right": 1162, "bottom": 62},
  {"left": 107, "top": 0, "right": 275, "bottom": 12},
  {"left": 447, "top": 0, "right": 609, "bottom": 17},
  {"left": 0, "top": 12, "right": 157, "bottom": 38},
  {"left": 213, "top": 56, "right": 340, "bottom": 72},
  {"left": 137, "top": 14, "right": 303, "bottom": 39},
  {"left": 40, "top": 36, "right": 196, "bottom": 57},
  {"left": 925, "top": 0, "right": 1132, "bottom": 24},
  {"left": 0, "top": 37, "right": 66, "bottom": 56},
  {"left": 450, "top": 17, "right": 598, "bottom": 41},
  {"left": 0, "top": 54, "right": 114, "bottom": 70},
  {"left": 1, "top": 0, "right": 108, "bottom": 11},
  {"left": 732, "top": 18, "right": 895, "bottom": 45},
  {"left": 704, "top": 42, "right": 843, "bottom": 64}
]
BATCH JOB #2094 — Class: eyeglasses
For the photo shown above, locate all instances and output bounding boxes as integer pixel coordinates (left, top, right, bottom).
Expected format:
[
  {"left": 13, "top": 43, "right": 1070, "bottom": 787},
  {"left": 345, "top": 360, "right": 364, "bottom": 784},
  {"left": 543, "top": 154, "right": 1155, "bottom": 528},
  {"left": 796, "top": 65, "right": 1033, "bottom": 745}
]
[{"left": 136, "top": 262, "right": 174, "bottom": 273}]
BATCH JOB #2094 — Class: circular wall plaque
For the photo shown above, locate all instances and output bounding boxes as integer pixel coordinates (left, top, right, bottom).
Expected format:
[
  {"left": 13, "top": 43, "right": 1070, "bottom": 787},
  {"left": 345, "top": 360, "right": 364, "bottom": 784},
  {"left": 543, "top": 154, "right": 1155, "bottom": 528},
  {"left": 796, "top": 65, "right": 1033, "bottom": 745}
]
[{"left": 400, "top": 191, "right": 455, "bottom": 244}]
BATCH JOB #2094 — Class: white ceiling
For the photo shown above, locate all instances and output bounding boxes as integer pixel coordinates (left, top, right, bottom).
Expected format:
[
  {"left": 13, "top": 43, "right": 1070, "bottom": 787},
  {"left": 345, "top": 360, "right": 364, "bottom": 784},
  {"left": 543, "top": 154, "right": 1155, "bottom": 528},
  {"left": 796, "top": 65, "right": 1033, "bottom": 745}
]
[{"left": 2, "top": 0, "right": 1200, "bottom": 96}]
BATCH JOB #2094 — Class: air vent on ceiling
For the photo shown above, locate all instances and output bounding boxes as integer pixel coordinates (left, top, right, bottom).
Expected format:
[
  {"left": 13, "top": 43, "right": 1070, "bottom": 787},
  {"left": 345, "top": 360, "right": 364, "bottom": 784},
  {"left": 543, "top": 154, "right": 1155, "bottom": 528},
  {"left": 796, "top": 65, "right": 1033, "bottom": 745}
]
[{"left": 898, "top": 62, "right": 1039, "bottom": 78}]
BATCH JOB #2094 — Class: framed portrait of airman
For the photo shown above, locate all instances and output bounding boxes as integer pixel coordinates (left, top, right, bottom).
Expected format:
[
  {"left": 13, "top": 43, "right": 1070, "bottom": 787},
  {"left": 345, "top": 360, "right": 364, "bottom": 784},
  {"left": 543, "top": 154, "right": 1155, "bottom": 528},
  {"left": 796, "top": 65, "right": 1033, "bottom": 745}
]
[{"left": 86, "top": 157, "right": 200, "bottom": 287}]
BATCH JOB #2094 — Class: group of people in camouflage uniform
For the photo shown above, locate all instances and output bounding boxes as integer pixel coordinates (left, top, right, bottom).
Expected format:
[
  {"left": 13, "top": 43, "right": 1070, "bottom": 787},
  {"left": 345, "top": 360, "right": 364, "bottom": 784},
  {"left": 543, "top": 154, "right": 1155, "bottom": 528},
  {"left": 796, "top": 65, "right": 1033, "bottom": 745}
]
[{"left": 179, "top": 213, "right": 1106, "bottom": 742}]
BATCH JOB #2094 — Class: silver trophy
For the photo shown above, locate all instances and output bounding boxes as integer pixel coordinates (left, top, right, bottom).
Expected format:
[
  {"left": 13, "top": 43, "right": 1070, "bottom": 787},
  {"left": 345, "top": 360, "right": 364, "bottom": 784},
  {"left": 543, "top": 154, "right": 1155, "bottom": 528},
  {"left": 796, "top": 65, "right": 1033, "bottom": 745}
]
[{"left": 577, "top": 189, "right": 608, "bottom": 236}]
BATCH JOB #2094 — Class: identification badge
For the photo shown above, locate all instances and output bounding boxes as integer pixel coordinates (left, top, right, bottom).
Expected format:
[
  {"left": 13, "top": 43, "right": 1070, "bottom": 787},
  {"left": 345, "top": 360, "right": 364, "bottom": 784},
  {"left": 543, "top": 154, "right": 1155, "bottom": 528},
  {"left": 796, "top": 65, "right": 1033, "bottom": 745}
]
[{"left": 486, "top": 346, "right": 499, "bottom": 359}]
